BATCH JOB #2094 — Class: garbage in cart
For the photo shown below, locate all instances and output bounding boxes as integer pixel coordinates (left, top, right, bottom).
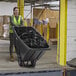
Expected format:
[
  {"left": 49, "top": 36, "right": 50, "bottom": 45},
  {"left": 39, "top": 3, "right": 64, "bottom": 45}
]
[{"left": 13, "top": 26, "right": 50, "bottom": 67}]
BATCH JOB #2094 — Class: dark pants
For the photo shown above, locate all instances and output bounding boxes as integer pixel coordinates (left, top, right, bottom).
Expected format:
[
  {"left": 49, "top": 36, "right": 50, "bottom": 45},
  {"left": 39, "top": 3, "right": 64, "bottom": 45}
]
[
  {"left": 9, "top": 33, "right": 21, "bottom": 59},
  {"left": 9, "top": 33, "right": 14, "bottom": 56}
]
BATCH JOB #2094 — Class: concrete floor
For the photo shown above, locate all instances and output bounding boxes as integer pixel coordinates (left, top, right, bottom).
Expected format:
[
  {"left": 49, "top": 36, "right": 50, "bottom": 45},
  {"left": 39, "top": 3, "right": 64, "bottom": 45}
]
[{"left": 0, "top": 40, "right": 74, "bottom": 73}]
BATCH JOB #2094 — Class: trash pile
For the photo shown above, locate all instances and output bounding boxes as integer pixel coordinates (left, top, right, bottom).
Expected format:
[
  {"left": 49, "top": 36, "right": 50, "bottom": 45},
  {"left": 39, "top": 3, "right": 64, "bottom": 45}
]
[{"left": 20, "top": 30, "right": 48, "bottom": 48}]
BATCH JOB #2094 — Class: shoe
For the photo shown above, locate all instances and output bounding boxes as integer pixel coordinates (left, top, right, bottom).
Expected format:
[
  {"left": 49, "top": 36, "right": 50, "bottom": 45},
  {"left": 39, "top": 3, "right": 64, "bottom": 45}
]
[{"left": 10, "top": 55, "right": 14, "bottom": 62}]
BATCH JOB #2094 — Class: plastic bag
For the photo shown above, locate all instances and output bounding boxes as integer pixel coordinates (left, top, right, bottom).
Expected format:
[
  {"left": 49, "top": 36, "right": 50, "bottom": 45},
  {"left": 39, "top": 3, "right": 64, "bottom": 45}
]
[{"left": 3, "top": 24, "right": 9, "bottom": 38}]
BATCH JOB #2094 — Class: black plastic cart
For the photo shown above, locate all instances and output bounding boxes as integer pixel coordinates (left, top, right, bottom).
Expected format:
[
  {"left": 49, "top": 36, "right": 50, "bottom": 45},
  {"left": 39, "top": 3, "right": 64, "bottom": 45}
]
[{"left": 13, "top": 26, "right": 50, "bottom": 67}]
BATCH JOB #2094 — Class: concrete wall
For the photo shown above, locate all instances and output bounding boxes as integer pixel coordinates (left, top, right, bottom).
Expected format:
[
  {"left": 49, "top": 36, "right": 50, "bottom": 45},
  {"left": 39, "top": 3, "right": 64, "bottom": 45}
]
[
  {"left": 0, "top": 2, "right": 31, "bottom": 18},
  {"left": 67, "top": 0, "right": 76, "bottom": 61}
]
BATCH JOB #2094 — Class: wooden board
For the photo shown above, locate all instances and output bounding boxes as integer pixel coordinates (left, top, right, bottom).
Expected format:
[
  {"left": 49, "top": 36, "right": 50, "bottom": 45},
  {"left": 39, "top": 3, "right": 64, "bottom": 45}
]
[
  {"left": 33, "top": 8, "right": 59, "bottom": 21},
  {"left": 0, "top": 23, "right": 3, "bottom": 36},
  {"left": 33, "top": 8, "right": 59, "bottom": 42}
]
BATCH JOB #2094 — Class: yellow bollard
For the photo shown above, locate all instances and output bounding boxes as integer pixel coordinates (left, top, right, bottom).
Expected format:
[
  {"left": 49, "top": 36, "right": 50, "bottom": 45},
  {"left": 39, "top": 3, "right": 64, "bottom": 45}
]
[
  {"left": 24, "top": 19, "right": 27, "bottom": 27},
  {"left": 30, "top": 18, "right": 33, "bottom": 26},
  {"left": 47, "top": 23, "right": 50, "bottom": 43},
  {"left": 40, "top": 23, "right": 43, "bottom": 36}
]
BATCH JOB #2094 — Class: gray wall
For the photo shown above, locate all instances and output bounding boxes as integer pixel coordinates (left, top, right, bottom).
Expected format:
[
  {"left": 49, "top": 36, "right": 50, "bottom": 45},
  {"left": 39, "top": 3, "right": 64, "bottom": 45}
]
[{"left": 67, "top": 0, "right": 76, "bottom": 61}]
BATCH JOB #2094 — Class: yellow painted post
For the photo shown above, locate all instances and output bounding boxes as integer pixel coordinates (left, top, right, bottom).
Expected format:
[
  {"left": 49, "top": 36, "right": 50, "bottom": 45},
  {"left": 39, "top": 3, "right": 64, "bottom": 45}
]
[
  {"left": 17, "top": 0, "right": 24, "bottom": 19},
  {"left": 40, "top": 23, "right": 43, "bottom": 35},
  {"left": 24, "top": 19, "right": 27, "bottom": 27},
  {"left": 59, "top": 0, "right": 67, "bottom": 66},
  {"left": 30, "top": 19, "right": 33, "bottom": 26},
  {"left": 17, "top": 0, "right": 19, "bottom": 11},
  {"left": 47, "top": 23, "right": 50, "bottom": 43}
]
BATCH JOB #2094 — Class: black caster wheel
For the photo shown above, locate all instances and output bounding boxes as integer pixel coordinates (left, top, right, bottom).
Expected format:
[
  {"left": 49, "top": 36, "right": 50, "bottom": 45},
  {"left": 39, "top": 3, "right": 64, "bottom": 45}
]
[
  {"left": 18, "top": 59, "right": 25, "bottom": 67},
  {"left": 31, "top": 60, "right": 36, "bottom": 67}
]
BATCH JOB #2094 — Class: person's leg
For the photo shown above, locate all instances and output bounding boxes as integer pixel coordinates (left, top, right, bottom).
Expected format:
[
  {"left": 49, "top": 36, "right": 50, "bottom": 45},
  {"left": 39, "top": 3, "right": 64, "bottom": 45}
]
[{"left": 9, "top": 33, "right": 14, "bottom": 61}]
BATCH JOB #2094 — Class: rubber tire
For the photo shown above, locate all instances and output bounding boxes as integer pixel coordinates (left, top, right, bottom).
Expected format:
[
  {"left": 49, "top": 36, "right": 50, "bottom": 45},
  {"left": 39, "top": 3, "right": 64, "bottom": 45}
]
[
  {"left": 18, "top": 59, "right": 25, "bottom": 67},
  {"left": 31, "top": 60, "right": 36, "bottom": 67}
]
